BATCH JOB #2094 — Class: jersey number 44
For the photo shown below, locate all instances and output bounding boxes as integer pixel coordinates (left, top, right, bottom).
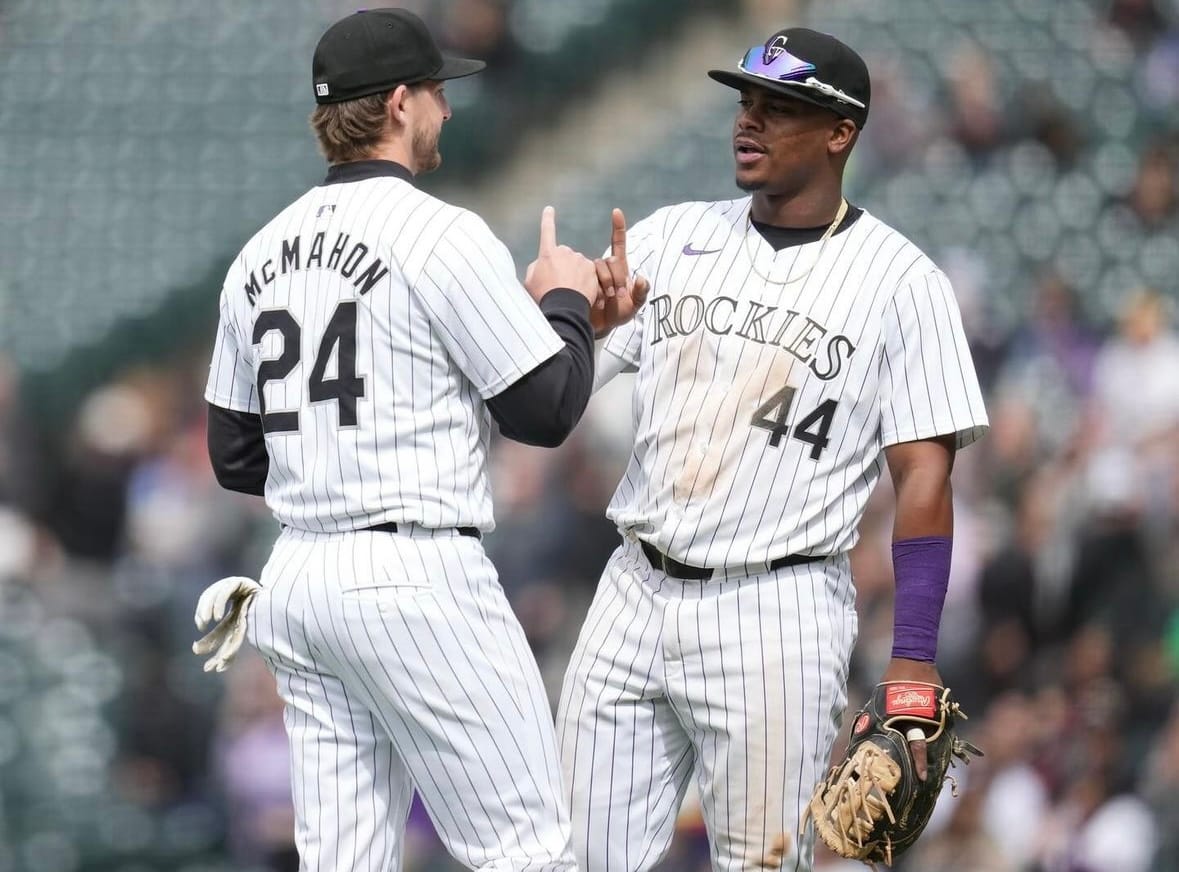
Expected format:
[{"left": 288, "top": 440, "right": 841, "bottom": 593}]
[{"left": 750, "top": 385, "right": 837, "bottom": 460}]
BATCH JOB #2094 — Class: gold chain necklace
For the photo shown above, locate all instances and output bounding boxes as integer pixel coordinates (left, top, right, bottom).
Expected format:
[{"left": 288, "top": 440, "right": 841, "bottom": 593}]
[{"left": 744, "top": 198, "right": 849, "bottom": 286}]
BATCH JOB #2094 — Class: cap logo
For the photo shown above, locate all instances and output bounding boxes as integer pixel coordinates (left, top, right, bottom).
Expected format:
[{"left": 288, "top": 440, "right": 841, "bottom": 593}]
[
  {"left": 763, "top": 34, "right": 789, "bottom": 64},
  {"left": 316, "top": 83, "right": 330, "bottom": 97}
]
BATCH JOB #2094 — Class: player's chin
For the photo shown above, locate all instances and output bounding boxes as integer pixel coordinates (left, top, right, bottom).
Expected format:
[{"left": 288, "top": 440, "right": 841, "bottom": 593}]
[{"left": 734, "top": 171, "right": 765, "bottom": 193}]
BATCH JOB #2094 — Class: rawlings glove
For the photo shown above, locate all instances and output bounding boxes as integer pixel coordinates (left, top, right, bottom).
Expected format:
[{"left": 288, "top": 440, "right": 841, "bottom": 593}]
[
  {"left": 192, "top": 576, "right": 262, "bottom": 673},
  {"left": 801, "top": 681, "right": 982, "bottom": 868}
]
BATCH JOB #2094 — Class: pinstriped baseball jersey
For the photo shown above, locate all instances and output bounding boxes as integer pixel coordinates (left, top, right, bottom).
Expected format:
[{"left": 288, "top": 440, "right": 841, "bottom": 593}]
[
  {"left": 205, "top": 173, "right": 562, "bottom": 533},
  {"left": 600, "top": 197, "right": 988, "bottom": 568}
]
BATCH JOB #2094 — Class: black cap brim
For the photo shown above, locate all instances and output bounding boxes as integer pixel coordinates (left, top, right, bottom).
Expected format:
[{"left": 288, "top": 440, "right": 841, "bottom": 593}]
[
  {"left": 435, "top": 55, "right": 486, "bottom": 81},
  {"left": 708, "top": 69, "right": 865, "bottom": 127}
]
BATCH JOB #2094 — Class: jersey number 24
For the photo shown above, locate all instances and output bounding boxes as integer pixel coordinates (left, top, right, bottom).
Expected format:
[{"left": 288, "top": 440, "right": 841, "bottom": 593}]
[{"left": 252, "top": 302, "right": 365, "bottom": 434}]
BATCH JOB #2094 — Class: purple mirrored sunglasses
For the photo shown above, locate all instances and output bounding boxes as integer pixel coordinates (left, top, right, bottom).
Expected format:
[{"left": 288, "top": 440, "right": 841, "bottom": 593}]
[{"left": 738, "top": 45, "right": 866, "bottom": 110}]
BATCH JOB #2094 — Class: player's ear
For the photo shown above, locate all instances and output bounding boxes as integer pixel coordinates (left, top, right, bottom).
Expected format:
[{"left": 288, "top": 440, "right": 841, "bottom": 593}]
[
  {"left": 386, "top": 85, "right": 412, "bottom": 127},
  {"left": 828, "top": 119, "right": 858, "bottom": 156}
]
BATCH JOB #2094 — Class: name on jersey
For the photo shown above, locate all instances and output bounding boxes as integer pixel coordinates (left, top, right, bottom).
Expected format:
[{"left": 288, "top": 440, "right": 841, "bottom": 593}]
[
  {"left": 242, "top": 232, "right": 389, "bottom": 306},
  {"left": 647, "top": 294, "right": 855, "bottom": 380}
]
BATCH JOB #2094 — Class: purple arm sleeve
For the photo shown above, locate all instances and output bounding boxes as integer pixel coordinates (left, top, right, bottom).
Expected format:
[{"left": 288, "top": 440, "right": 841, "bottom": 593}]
[{"left": 890, "top": 535, "right": 952, "bottom": 663}]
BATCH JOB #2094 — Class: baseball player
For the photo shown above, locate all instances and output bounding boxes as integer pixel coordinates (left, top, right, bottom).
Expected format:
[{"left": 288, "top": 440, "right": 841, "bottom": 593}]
[
  {"left": 558, "top": 27, "right": 989, "bottom": 872},
  {"left": 196, "top": 8, "right": 627, "bottom": 871}
]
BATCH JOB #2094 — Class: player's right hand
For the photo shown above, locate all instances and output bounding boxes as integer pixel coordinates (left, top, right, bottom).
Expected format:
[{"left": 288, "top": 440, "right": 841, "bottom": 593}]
[
  {"left": 591, "top": 207, "right": 650, "bottom": 339},
  {"left": 524, "top": 206, "right": 600, "bottom": 308}
]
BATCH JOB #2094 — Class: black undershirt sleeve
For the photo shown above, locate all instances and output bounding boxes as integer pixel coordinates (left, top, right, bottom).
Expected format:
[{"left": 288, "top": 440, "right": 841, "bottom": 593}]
[
  {"left": 207, "top": 404, "right": 269, "bottom": 496},
  {"left": 486, "top": 288, "right": 595, "bottom": 448}
]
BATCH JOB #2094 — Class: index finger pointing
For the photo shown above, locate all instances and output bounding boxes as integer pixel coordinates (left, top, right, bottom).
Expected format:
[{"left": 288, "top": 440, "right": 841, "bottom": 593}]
[
  {"left": 611, "top": 208, "right": 628, "bottom": 260},
  {"left": 539, "top": 205, "right": 557, "bottom": 255}
]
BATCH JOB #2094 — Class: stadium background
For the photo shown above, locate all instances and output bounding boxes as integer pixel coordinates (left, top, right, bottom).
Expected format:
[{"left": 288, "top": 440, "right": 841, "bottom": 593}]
[{"left": 2, "top": 0, "right": 1179, "bottom": 869}]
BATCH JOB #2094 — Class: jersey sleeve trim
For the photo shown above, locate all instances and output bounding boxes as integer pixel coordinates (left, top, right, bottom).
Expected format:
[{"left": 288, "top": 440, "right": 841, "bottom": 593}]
[
  {"left": 204, "top": 387, "right": 259, "bottom": 414},
  {"left": 475, "top": 339, "right": 563, "bottom": 399},
  {"left": 880, "top": 419, "right": 990, "bottom": 451}
]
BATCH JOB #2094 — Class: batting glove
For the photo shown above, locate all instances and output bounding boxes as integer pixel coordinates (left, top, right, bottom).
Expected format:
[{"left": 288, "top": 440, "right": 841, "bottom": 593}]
[{"left": 192, "top": 575, "right": 262, "bottom": 673}]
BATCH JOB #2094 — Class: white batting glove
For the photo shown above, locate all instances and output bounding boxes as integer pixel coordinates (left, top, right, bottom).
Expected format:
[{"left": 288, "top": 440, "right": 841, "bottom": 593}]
[{"left": 192, "top": 575, "right": 262, "bottom": 673}]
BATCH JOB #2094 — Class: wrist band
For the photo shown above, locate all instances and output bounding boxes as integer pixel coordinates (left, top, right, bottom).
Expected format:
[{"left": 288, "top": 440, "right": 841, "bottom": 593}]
[{"left": 890, "top": 536, "right": 951, "bottom": 663}]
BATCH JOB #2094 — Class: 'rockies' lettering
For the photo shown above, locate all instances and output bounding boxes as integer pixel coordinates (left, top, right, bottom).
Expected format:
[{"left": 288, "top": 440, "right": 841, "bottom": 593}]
[
  {"left": 243, "top": 232, "right": 389, "bottom": 305},
  {"left": 735, "top": 301, "right": 778, "bottom": 343},
  {"left": 647, "top": 293, "right": 856, "bottom": 380}
]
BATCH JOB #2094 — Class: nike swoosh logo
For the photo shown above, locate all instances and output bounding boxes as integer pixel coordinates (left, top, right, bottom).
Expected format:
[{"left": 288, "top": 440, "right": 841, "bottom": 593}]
[{"left": 682, "top": 243, "right": 723, "bottom": 256}]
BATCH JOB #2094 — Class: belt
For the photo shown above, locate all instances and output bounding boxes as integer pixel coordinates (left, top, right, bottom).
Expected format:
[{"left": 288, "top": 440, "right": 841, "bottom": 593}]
[
  {"left": 365, "top": 521, "right": 482, "bottom": 540},
  {"left": 639, "top": 540, "right": 822, "bottom": 580}
]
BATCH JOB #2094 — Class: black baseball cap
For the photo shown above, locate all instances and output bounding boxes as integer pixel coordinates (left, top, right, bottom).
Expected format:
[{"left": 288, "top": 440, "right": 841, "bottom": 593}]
[
  {"left": 708, "top": 27, "right": 870, "bottom": 128},
  {"left": 312, "top": 7, "right": 486, "bottom": 105}
]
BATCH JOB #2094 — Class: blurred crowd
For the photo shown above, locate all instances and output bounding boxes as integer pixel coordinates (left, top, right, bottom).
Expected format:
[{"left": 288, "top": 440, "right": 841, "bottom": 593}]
[{"left": 2, "top": 0, "right": 1179, "bottom": 871}]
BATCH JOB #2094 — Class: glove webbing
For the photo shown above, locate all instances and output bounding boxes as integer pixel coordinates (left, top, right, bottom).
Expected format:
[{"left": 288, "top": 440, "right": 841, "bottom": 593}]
[
  {"left": 837, "top": 744, "right": 898, "bottom": 863},
  {"left": 805, "top": 743, "right": 901, "bottom": 869}
]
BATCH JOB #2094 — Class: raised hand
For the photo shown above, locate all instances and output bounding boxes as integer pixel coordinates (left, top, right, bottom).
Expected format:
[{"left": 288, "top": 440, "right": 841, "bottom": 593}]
[
  {"left": 524, "top": 206, "right": 599, "bottom": 308},
  {"left": 591, "top": 208, "right": 650, "bottom": 339}
]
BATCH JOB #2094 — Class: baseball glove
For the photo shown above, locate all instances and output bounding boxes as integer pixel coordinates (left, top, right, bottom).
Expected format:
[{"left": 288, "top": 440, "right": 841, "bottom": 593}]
[{"left": 801, "top": 681, "right": 982, "bottom": 868}]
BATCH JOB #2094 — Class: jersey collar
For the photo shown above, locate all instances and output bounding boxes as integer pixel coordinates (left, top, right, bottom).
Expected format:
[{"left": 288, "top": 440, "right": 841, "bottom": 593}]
[
  {"left": 751, "top": 204, "right": 863, "bottom": 252},
  {"left": 322, "top": 159, "right": 415, "bottom": 186}
]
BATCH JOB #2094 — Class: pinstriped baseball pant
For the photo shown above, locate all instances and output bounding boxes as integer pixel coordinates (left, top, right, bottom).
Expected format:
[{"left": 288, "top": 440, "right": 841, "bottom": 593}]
[
  {"left": 556, "top": 537, "right": 858, "bottom": 872},
  {"left": 248, "top": 526, "right": 577, "bottom": 872}
]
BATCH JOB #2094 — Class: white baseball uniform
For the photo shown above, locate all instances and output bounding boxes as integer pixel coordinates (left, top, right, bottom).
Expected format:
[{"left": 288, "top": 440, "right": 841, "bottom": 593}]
[
  {"left": 557, "top": 198, "right": 988, "bottom": 871},
  {"left": 206, "top": 162, "right": 577, "bottom": 870}
]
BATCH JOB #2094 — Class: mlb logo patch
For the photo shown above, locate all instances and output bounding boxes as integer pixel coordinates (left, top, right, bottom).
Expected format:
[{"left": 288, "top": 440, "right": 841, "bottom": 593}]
[{"left": 316, "top": 83, "right": 330, "bottom": 97}]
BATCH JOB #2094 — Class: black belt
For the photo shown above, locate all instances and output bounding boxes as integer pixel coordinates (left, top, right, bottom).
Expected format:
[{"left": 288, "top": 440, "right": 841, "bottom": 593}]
[
  {"left": 639, "top": 540, "right": 822, "bottom": 580},
  {"left": 365, "top": 521, "right": 481, "bottom": 540}
]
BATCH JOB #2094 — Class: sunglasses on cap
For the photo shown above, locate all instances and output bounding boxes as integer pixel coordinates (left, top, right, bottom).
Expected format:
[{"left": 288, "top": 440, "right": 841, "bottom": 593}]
[{"left": 738, "top": 45, "right": 867, "bottom": 110}]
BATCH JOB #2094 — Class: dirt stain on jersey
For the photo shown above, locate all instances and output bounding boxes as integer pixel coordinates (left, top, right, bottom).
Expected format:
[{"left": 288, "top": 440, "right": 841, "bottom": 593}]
[
  {"left": 666, "top": 328, "right": 712, "bottom": 503},
  {"left": 672, "top": 336, "right": 795, "bottom": 504},
  {"left": 757, "top": 832, "right": 791, "bottom": 868}
]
